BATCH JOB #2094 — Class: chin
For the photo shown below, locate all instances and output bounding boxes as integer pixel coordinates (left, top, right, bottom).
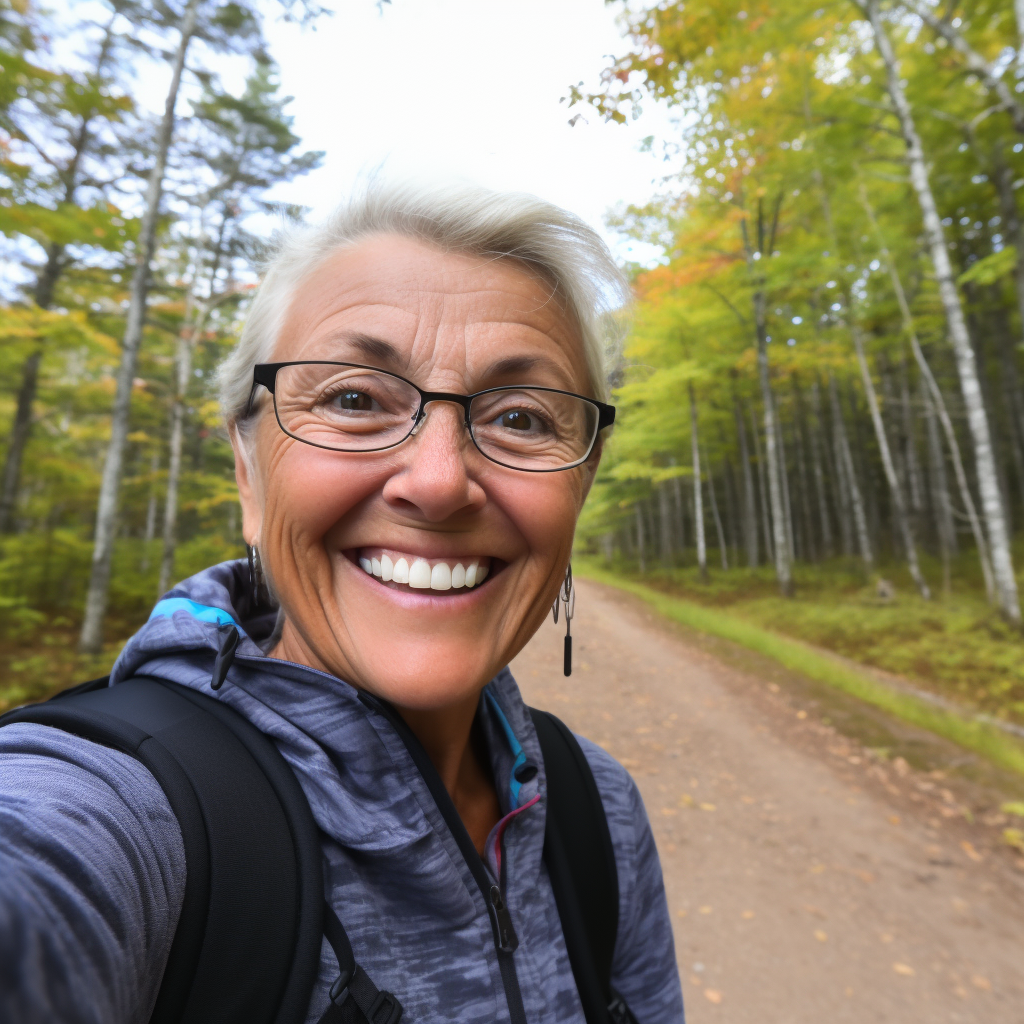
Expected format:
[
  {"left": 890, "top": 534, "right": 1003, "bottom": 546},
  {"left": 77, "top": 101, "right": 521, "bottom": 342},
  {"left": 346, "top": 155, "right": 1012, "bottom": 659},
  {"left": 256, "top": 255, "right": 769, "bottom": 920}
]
[{"left": 354, "top": 648, "right": 502, "bottom": 712}]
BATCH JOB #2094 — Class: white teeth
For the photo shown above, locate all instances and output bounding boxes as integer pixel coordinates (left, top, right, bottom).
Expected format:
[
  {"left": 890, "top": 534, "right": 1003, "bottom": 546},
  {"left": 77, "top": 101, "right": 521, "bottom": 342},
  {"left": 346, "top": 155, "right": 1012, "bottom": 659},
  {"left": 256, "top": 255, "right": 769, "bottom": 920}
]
[
  {"left": 430, "top": 562, "right": 452, "bottom": 590},
  {"left": 408, "top": 558, "right": 432, "bottom": 589},
  {"left": 360, "top": 553, "right": 490, "bottom": 590}
]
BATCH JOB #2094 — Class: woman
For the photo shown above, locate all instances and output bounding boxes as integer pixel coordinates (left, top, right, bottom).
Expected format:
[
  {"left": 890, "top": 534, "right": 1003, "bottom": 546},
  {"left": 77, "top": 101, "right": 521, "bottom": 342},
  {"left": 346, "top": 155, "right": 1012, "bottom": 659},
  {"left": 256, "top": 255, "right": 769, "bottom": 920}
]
[{"left": 0, "top": 183, "right": 684, "bottom": 1023}]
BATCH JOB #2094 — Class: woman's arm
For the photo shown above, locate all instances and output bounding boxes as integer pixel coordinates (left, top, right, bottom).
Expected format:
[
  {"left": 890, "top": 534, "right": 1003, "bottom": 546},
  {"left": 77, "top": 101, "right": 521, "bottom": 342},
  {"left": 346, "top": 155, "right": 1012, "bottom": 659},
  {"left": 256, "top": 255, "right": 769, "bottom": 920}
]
[
  {"left": 0, "top": 723, "right": 186, "bottom": 1024},
  {"left": 578, "top": 736, "right": 686, "bottom": 1024}
]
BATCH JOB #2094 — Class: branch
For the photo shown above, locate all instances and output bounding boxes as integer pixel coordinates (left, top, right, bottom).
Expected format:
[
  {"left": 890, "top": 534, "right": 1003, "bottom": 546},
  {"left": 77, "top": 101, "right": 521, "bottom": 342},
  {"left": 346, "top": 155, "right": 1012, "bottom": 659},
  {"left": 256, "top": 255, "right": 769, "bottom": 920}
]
[
  {"left": 903, "top": 0, "right": 1024, "bottom": 132},
  {"left": 704, "top": 283, "right": 748, "bottom": 325}
]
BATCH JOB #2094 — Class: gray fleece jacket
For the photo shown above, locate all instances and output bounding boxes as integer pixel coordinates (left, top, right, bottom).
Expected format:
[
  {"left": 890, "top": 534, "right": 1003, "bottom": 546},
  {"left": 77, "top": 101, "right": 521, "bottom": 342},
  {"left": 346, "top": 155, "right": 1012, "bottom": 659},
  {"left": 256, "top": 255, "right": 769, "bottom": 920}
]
[{"left": 0, "top": 559, "right": 684, "bottom": 1024}]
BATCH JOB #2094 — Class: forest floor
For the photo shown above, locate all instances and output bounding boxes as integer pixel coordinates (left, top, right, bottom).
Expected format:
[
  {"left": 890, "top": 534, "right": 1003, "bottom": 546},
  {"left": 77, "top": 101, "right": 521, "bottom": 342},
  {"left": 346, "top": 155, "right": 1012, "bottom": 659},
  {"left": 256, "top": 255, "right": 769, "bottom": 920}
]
[{"left": 512, "top": 578, "right": 1024, "bottom": 1024}]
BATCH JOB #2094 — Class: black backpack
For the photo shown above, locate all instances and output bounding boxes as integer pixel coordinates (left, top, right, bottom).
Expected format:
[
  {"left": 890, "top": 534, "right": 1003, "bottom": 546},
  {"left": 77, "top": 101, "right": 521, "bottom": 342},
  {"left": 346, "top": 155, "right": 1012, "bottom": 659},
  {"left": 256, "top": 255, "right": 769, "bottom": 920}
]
[{"left": 2, "top": 675, "right": 637, "bottom": 1024}]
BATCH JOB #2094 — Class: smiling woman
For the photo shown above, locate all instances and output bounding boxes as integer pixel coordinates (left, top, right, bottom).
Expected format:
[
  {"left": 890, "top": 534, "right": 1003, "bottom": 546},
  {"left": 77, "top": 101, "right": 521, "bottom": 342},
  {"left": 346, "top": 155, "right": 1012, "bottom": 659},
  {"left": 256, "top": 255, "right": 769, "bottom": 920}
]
[{"left": 0, "top": 182, "right": 684, "bottom": 1024}]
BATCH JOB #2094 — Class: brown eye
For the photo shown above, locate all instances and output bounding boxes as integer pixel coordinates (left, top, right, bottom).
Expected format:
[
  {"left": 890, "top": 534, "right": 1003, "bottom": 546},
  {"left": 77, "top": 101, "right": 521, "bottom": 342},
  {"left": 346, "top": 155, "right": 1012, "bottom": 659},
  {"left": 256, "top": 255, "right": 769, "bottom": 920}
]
[
  {"left": 333, "top": 390, "right": 373, "bottom": 411},
  {"left": 502, "top": 410, "right": 533, "bottom": 431}
]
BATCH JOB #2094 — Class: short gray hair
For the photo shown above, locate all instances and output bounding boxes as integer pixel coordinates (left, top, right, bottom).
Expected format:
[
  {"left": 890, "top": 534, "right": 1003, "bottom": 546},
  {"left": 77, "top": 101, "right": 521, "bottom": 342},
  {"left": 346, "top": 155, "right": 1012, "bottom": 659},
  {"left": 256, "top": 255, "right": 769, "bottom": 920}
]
[{"left": 217, "top": 180, "right": 630, "bottom": 425}]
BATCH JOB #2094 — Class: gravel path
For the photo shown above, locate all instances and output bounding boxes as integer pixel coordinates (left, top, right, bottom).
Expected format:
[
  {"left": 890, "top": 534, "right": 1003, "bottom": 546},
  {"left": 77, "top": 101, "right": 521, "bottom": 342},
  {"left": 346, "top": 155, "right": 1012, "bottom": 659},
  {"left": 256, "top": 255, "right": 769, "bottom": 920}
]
[{"left": 511, "top": 578, "right": 1024, "bottom": 1023}]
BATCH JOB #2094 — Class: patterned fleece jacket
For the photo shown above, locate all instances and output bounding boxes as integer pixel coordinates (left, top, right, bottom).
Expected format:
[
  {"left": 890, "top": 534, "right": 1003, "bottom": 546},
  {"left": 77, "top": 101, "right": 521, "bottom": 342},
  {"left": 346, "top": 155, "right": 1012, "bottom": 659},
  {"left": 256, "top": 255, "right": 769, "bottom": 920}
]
[{"left": 0, "top": 559, "right": 685, "bottom": 1024}]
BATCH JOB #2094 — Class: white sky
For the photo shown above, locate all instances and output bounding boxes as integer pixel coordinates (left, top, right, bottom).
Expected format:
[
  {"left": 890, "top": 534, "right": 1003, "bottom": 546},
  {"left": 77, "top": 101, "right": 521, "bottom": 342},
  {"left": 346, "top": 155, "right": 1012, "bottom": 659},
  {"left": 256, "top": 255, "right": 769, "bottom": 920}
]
[{"left": 259, "top": 0, "right": 673, "bottom": 263}]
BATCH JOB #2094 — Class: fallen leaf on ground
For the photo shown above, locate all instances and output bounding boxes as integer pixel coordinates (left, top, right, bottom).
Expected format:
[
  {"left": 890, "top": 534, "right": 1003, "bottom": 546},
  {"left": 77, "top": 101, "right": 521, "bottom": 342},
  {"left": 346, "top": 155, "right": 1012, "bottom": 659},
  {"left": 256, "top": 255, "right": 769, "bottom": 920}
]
[
  {"left": 810, "top": 863, "right": 826, "bottom": 874},
  {"left": 971, "top": 975, "right": 991, "bottom": 991},
  {"left": 888, "top": 815, "right": 901, "bottom": 825},
  {"left": 741, "top": 910, "right": 755, "bottom": 919},
  {"left": 699, "top": 802, "right": 717, "bottom": 811},
  {"left": 814, "top": 930, "right": 828, "bottom": 942},
  {"left": 1003, "top": 828, "right": 1024, "bottom": 852},
  {"left": 703, "top": 989, "right": 722, "bottom": 1004},
  {"left": 961, "top": 840, "right": 983, "bottom": 862},
  {"left": 678, "top": 794, "right": 695, "bottom": 808},
  {"left": 893, "top": 963, "right": 915, "bottom": 976},
  {"left": 660, "top": 807, "right": 678, "bottom": 816},
  {"left": 796, "top": 710, "right": 807, "bottom": 719},
  {"left": 699, "top": 906, "right": 713, "bottom": 915},
  {"left": 676, "top": 910, "right": 687, "bottom": 918},
  {"left": 1002, "top": 801, "right": 1024, "bottom": 818}
]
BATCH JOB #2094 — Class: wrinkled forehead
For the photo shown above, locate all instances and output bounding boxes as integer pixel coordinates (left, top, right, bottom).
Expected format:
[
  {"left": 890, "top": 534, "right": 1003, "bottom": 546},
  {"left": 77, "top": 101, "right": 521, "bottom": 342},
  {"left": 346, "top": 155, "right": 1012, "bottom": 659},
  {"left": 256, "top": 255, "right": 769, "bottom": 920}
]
[{"left": 272, "top": 234, "right": 590, "bottom": 394}]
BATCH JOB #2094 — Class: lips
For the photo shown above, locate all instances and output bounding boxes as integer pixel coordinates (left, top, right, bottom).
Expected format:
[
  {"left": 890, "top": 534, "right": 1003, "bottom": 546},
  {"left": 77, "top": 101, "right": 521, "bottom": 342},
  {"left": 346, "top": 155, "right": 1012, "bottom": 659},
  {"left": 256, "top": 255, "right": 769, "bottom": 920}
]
[{"left": 355, "top": 547, "right": 492, "bottom": 592}]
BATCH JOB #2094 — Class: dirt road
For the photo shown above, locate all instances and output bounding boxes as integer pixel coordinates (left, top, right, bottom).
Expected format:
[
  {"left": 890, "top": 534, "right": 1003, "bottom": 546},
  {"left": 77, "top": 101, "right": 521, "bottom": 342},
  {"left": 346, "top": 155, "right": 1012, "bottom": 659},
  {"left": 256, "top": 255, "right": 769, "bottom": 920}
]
[{"left": 511, "top": 579, "right": 1024, "bottom": 1023}]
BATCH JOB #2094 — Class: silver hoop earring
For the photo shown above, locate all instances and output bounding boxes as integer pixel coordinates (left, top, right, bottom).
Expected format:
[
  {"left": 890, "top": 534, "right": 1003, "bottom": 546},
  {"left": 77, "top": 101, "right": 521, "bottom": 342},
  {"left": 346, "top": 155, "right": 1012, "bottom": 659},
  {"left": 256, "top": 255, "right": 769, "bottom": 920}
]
[{"left": 553, "top": 562, "right": 574, "bottom": 676}]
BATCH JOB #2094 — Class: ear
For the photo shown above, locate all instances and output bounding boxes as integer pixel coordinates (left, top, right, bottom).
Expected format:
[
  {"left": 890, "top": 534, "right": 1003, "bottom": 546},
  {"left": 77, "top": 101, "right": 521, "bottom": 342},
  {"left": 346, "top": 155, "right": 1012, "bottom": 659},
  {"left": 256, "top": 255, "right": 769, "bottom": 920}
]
[{"left": 229, "top": 423, "right": 263, "bottom": 547}]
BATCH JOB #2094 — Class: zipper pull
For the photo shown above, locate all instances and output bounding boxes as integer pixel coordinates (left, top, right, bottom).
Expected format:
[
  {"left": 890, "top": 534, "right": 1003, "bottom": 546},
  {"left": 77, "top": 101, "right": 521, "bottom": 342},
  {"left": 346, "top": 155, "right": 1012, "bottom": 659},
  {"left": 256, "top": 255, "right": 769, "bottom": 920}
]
[{"left": 488, "top": 885, "right": 519, "bottom": 953}]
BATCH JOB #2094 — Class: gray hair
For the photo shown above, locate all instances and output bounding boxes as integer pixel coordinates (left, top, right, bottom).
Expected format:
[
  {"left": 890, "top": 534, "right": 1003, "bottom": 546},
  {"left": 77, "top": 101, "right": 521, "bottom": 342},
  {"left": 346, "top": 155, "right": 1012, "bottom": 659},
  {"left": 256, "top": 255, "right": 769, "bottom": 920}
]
[{"left": 217, "top": 180, "right": 630, "bottom": 426}]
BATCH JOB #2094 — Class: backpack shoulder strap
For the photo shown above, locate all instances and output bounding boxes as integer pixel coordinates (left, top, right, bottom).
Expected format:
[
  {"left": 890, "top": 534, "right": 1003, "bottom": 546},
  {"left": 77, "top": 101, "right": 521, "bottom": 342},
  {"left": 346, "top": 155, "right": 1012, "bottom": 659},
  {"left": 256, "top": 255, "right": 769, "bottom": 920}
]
[
  {"left": 1, "top": 676, "right": 324, "bottom": 1024},
  {"left": 529, "top": 707, "right": 636, "bottom": 1024}
]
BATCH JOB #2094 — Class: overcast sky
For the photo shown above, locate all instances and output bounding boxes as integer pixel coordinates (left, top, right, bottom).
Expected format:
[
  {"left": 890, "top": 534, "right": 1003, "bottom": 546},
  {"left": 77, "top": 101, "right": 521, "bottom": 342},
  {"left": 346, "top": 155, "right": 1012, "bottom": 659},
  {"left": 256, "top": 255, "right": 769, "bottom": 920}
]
[{"left": 258, "top": 0, "right": 673, "bottom": 264}]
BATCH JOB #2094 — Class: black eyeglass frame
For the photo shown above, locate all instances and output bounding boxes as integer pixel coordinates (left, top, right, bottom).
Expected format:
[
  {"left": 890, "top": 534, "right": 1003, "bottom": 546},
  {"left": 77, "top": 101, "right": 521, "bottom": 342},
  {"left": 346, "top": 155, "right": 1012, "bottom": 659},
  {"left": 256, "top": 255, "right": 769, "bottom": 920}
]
[{"left": 246, "top": 361, "right": 616, "bottom": 473}]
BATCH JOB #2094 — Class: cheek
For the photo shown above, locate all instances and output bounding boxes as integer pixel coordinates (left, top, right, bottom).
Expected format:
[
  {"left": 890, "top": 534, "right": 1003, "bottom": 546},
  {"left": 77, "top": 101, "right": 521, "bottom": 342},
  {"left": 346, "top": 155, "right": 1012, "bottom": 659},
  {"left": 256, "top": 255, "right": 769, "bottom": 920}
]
[
  {"left": 489, "top": 470, "right": 585, "bottom": 562},
  {"left": 258, "top": 442, "right": 387, "bottom": 544}
]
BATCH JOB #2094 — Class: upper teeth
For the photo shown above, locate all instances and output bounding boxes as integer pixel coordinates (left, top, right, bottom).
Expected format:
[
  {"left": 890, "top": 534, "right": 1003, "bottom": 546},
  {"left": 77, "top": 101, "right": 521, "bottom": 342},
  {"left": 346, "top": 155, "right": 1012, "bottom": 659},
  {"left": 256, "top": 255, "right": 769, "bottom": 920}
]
[{"left": 358, "top": 552, "right": 490, "bottom": 591}]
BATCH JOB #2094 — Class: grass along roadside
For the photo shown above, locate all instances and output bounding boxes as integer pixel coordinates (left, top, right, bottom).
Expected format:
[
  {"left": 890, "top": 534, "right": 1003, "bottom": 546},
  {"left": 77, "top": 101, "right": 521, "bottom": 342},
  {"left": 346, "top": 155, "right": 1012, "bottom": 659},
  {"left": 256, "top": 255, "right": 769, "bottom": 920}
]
[{"left": 576, "top": 561, "right": 1024, "bottom": 779}]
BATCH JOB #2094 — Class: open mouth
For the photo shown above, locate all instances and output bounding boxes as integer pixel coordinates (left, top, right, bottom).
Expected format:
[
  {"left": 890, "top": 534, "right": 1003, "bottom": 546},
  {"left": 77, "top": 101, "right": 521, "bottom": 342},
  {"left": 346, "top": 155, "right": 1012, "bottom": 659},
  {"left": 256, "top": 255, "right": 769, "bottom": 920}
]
[{"left": 353, "top": 547, "right": 496, "bottom": 593}]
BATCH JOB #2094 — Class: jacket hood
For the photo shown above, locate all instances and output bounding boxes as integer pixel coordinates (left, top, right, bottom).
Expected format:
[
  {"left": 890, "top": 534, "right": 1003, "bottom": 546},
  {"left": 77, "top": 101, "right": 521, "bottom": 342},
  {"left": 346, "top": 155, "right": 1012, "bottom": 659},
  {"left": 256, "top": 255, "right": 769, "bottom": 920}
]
[{"left": 109, "top": 559, "right": 540, "bottom": 857}]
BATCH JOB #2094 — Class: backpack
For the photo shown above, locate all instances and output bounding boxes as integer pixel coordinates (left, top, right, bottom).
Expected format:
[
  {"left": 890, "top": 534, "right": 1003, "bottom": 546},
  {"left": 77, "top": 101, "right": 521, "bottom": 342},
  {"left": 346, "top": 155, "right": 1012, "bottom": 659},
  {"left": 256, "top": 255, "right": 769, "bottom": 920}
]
[{"left": 1, "top": 675, "right": 637, "bottom": 1024}]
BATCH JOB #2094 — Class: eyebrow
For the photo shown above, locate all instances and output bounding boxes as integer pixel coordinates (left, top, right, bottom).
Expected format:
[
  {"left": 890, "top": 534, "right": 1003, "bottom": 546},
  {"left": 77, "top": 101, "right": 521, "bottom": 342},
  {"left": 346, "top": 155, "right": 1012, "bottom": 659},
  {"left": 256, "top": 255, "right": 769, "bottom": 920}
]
[{"left": 345, "top": 333, "right": 404, "bottom": 366}]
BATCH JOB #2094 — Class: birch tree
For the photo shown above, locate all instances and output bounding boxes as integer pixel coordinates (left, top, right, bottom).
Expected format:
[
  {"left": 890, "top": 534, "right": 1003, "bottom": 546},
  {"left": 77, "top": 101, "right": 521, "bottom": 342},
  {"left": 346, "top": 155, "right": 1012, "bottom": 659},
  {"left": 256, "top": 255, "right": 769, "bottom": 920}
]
[{"left": 862, "top": 0, "right": 1020, "bottom": 624}]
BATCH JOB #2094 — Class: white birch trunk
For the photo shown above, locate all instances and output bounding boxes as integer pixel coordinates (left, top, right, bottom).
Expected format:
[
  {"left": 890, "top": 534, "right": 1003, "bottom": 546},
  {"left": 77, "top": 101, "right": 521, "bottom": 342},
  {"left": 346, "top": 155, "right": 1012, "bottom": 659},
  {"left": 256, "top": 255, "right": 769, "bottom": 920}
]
[
  {"left": 79, "top": 0, "right": 202, "bottom": 653},
  {"left": 829, "top": 372, "right": 874, "bottom": 568},
  {"left": 859, "top": 178, "right": 997, "bottom": 601},
  {"left": 852, "top": 326, "right": 931, "bottom": 597},
  {"left": 865, "top": 0, "right": 1020, "bottom": 623},
  {"left": 689, "top": 381, "right": 708, "bottom": 581},
  {"left": 703, "top": 445, "right": 729, "bottom": 570}
]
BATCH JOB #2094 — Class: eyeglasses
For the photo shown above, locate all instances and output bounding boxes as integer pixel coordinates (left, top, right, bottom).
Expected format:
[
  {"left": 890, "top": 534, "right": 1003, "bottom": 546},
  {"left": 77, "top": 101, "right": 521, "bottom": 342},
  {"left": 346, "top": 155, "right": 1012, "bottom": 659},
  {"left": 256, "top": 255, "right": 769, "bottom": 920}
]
[{"left": 247, "top": 361, "right": 615, "bottom": 473}]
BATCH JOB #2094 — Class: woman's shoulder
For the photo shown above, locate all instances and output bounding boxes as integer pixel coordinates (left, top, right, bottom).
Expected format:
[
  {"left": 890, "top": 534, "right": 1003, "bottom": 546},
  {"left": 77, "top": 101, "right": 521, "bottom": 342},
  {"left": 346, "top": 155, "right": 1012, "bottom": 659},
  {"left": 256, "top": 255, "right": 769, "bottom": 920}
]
[{"left": 0, "top": 721, "right": 186, "bottom": 1024}]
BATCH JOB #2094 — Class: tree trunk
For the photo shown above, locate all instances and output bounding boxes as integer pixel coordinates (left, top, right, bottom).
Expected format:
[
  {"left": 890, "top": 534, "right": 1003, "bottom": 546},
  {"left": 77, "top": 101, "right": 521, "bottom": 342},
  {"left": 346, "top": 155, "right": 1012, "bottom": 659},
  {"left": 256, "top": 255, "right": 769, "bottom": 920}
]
[
  {"left": 704, "top": 449, "right": 729, "bottom": 570},
  {"left": 140, "top": 447, "right": 160, "bottom": 572},
  {"left": 809, "top": 380, "right": 835, "bottom": 559},
  {"left": 866, "top": 0, "right": 1020, "bottom": 623},
  {"left": 79, "top": 0, "right": 201, "bottom": 652},
  {"left": 158, "top": 323, "right": 193, "bottom": 596},
  {"left": 671, "top": 466, "right": 686, "bottom": 557},
  {"left": 859, "top": 180, "right": 995, "bottom": 601},
  {"left": 635, "top": 501, "right": 646, "bottom": 573},
  {"left": 733, "top": 389, "right": 759, "bottom": 566},
  {"left": 775, "top": 399, "right": 797, "bottom": 563},
  {"left": 1, "top": 20, "right": 119, "bottom": 537},
  {"left": 689, "top": 381, "right": 708, "bottom": 582},
  {"left": 659, "top": 480, "right": 674, "bottom": 564},
  {"left": 829, "top": 371, "right": 874, "bottom": 568},
  {"left": 750, "top": 406, "right": 775, "bottom": 564},
  {"left": 0, "top": 347, "right": 42, "bottom": 533},
  {"left": 899, "top": 354, "right": 926, "bottom": 516},
  {"left": 758, "top": 340, "right": 792, "bottom": 594},
  {"left": 923, "top": 374, "right": 954, "bottom": 595},
  {"left": 853, "top": 328, "right": 931, "bottom": 597},
  {"left": 791, "top": 378, "right": 817, "bottom": 562}
]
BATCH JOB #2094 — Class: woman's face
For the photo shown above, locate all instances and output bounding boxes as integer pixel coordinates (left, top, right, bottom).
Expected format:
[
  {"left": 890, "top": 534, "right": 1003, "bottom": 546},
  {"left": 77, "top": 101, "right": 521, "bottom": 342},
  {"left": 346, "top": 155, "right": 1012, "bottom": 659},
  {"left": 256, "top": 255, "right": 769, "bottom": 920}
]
[{"left": 234, "top": 234, "right": 601, "bottom": 711}]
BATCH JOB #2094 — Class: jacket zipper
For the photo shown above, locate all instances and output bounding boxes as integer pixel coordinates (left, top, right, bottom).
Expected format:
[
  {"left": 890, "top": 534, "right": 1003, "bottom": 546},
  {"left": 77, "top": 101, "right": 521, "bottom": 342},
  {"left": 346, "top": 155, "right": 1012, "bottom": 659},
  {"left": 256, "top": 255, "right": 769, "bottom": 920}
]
[{"left": 360, "top": 693, "right": 529, "bottom": 1024}]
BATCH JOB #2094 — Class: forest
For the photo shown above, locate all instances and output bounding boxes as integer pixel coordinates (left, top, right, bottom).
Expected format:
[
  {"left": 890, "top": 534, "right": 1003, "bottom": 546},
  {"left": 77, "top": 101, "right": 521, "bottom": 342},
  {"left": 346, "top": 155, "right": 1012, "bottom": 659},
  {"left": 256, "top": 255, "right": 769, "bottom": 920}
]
[{"left": 2, "top": 0, "right": 1024, "bottom": 732}]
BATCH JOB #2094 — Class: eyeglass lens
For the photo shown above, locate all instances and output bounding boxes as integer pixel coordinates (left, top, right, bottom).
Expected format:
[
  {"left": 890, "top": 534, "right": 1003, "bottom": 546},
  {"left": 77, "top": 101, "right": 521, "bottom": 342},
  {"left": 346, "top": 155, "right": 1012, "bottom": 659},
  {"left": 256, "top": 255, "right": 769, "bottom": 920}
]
[{"left": 271, "top": 363, "right": 599, "bottom": 470}]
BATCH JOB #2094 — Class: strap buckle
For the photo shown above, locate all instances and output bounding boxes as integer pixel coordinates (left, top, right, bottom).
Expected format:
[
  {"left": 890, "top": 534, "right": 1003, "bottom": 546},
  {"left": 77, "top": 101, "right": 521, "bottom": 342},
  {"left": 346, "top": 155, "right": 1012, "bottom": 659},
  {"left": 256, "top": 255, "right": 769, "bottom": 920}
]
[{"left": 367, "top": 990, "right": 402, "bottom": 1024}]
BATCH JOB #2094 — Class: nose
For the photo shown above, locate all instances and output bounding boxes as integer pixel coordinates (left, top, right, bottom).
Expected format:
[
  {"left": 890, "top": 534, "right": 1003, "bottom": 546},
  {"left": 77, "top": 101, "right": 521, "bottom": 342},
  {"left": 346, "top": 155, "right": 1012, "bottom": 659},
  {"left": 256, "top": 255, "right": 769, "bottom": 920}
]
[{"left": 381, "top": 400, "right": 486, "bottom": 522}]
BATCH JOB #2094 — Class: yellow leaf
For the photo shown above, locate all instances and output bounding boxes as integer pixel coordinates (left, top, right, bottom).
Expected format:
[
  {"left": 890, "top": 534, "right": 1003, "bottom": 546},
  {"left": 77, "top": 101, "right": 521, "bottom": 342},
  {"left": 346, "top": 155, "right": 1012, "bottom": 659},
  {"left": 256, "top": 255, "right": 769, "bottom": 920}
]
[
  {"left": 703, "top": 989, "right": 722, "bottom": 1004},
  {"left": 892, "top": 963, "right": 915, "bottom": 976}
]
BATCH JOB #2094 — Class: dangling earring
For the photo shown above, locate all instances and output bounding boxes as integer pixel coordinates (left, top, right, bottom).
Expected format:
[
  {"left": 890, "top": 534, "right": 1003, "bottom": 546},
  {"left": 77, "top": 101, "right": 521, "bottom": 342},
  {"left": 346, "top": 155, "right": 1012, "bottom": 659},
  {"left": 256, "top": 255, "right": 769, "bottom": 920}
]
[
  {"left": 553, "top": 563, "right": 574, "bottom": 677},
  {"left": 247, "top": 543, "right": 267, "bottom": 606}
]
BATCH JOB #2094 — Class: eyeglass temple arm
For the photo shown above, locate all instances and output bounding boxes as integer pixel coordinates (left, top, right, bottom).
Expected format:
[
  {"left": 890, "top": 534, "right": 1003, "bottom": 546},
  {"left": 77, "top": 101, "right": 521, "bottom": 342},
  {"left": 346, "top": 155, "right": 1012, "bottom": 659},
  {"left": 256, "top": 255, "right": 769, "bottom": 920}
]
[{"left": 597, "top": 403, "right": 616, "bottom": 430}]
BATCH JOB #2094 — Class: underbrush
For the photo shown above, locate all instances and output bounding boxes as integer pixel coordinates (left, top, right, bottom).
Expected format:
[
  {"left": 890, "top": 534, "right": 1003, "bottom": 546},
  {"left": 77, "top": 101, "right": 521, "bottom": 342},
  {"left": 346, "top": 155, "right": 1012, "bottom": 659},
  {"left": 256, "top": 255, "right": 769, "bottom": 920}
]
[{"left": 581, "top": 553, "right": 1024, "bottom": 726}]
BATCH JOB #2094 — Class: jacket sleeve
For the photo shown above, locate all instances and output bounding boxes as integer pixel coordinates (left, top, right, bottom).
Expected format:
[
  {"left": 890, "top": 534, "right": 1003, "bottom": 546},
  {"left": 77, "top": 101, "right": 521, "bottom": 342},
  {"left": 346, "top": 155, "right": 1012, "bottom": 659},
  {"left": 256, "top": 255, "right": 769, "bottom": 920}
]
[
  {"left": 0, "top": 722, "right": 186, "bottom": 1024},
  {"left": 577, "top": 736, "right": 685, "bottom": 1024}
]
